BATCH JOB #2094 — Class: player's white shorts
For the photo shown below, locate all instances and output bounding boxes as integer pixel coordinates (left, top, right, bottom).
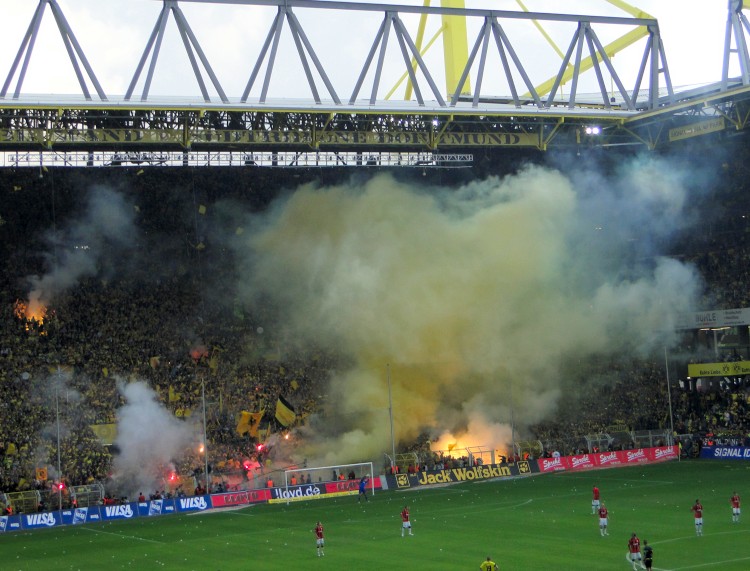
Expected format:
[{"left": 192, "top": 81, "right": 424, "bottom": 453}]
[
  {"left": 733, "top": 508, "right": 741, "bottom": 515},
  {"left": 402, "top": 522, "right": 411, "bottom": 529},
  {"left": 629, "top": 552, "right": 643, "bottom": 562},
  {"left": 592, "top": 499, "right": 600, "bottom": 509},
  {"left": 317, "top": 539, "right": 324, "bottom": 547},
  {"left": 694, "top": 517, "right": 703, "bottom": 525},
  {"left": 599, "top": 518, "right": 608, "bottom": 526}
]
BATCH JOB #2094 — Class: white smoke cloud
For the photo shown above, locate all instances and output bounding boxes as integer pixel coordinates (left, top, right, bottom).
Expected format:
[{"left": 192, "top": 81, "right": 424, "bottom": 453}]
[
  {"left": 231, "top": 158, "right": 704, "bottom": 463},
  {"left": 25, "top": 185, "right": 137, "bottom": 311},
  {"left": 110, "top": 380, "right": 195, "bottom": 499}
]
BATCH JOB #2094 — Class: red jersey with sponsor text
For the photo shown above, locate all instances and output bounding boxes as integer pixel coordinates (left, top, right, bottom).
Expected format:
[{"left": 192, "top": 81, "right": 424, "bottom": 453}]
[
  {"left": 692, "top": 503, "right": 703, "bottom": 518},
  {"left": 628, "top": 536, "right": 641, "bottom": 554}
]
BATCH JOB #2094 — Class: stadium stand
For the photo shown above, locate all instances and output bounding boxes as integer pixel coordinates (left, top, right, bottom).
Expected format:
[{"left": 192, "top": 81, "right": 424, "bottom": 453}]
[{"left": 2, "top": 142, "right": 750, "bottom": 509}]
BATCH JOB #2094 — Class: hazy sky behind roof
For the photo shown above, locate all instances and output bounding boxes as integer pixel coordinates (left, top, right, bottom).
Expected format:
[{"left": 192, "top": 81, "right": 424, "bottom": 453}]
[{"left": 0, "top": 0, "right": 736, "bottom": 101}]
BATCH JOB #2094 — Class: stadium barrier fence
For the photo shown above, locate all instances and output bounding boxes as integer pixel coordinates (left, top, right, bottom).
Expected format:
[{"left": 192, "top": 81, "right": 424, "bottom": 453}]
[{"left": 0, "top": 476, "right": 386, "bottom": 534}]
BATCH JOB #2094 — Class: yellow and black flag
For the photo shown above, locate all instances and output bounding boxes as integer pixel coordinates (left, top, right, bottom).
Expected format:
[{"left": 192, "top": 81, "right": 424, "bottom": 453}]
[
  {"left": 236, "top": 410, "right": 265, "bottom": 436},
  {"left": 274, "top": 396, "right": 296, "bottom": 427}
]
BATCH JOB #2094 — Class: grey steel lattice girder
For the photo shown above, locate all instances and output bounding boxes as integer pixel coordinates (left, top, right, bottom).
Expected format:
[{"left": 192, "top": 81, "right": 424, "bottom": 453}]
[
  {"left": 3, "top": 0, "right": 677, "bottom": 112},
  {"left": 125, "top": 0, "right": 228, "bottom": 102},
  {"left": 723, "top": 0, "right": 750, "bottom": 90},
  {"left": 1, "top": 0, "right": 106, "bottom": 101}
]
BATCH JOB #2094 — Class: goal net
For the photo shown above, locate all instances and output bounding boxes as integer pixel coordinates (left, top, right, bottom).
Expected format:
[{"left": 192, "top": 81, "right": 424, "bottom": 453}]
[{"left": 271, "top": 462, "right": 374, "bottom": 504}]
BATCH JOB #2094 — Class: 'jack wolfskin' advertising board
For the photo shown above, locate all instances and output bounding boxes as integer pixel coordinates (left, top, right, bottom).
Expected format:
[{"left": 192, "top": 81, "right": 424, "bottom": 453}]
[{"left": 386, "top": 461, "right": 536, "bottom": 490}]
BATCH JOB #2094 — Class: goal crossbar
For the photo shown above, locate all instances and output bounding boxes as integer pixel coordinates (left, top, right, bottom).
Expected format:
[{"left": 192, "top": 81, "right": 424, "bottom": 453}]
[{"left": 275, "top": 462, "right": 374, "bottom": 504}]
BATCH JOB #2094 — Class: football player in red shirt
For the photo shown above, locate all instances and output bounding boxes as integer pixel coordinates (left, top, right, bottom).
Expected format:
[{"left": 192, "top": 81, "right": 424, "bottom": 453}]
[
  {"left": 691, "top": 499, "right": 703, "bottom": 535},
  {"left": 731, "top": 492, "right": 741, "bottom": 523},
  {"left": 401, "top": 506, "right": 413, "bottom": 536},
  {"left": 314, "top": 521, "right": 325, "bottom": 557},
  {"left": 598, "top": 502, "right": 609, "bottom": 536},
  {"left": 628, "top": 532, "right": 645, "bottom": 570},
  {"left": 592, "top": 485, "right": 600, "bottom": 514}
]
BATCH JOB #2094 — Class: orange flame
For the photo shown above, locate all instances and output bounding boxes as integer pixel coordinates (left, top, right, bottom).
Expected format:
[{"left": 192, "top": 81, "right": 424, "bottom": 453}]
[{"left": 14, "top": 299, "right": 47, "bottom": 330}]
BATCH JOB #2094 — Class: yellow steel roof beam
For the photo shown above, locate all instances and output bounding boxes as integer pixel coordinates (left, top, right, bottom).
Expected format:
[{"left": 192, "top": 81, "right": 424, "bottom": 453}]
[
  {"left": 401, "top": 0, "right": 432, "bottom": 101},
  {"left": 441, "top": 0, "right": 471, "bottom": 97},
  {"left": 527, "top": 26, "right": 649, "bottom": 98},
  {"left": 514, "top": 0, "right": 653, "bottom": 98},
  {"left": 390, "top": 0, "right": 470, "bottom": 101},
  {"left": 388, "top": 25, "right": 444, "bottom": 100}
]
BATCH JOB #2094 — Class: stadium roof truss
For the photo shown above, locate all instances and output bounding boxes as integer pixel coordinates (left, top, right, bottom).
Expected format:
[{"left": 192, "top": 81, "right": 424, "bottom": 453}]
[{"left": 0, "top": 0, "right": 749, "bottom": 157}]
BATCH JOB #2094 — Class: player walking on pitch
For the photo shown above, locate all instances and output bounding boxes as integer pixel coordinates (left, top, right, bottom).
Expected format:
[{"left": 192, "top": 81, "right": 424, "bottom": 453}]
[
  {"left": 598, "top": 502, "right": 609, "bottom": 536},
  {"left": 731, "top": 491, "right": 741, "bottom": 523},
  {"left": 592, "top": 485, "right": 600, "bottom": 514},
  {"left": 479, "top": 555, "right": 498, "bottom": 570},
  {"left": 627, "top": 532, "right": 646, "bottom": 570},
  {"left": 691, "top": 499, "right": 703, "bottom": 535},
  {"left": 314, "top": 521, "right": 325, "bottom": 557},
  {"left": 401, "top": 505, "right": 414, "bottom": 536},
  {"left": 643, "top": 540, "right": 653, "bottom": 570}
]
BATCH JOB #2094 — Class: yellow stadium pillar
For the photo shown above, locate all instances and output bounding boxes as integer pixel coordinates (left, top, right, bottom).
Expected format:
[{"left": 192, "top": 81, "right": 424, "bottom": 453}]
[{"left": 441, "top": 0, "right": 471, "bottom": 97}]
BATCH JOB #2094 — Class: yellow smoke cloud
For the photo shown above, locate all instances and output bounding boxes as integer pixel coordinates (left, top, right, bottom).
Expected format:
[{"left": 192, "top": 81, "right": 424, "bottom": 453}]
[{"left": 237, "top": 165, "right": 699, "bottom": 463}]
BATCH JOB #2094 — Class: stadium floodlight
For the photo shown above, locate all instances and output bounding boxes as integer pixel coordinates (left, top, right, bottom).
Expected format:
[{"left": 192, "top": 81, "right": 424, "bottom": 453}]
[{"left": 585, "top": 126, "right": 601, "bottom": 135}]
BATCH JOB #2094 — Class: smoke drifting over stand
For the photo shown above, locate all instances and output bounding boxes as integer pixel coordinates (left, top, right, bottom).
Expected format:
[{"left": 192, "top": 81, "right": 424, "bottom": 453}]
[
  {"left": 24, "top": 185, "right": 137, "bottom": 313},
  {"left": 111, "top": 381, "right": 194, "bottom": 499},
  {"left": 231, "top": 160, "right": 705, "bottom": 463}
]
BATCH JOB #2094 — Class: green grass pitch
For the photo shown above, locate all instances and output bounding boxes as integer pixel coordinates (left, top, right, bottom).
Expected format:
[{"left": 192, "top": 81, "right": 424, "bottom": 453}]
[{"left": 2, "top": 460, "right": 749, "bottom": 570}]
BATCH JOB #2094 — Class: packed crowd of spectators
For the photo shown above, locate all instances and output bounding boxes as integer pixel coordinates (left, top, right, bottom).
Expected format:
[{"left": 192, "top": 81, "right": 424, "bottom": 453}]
[{"left": 2, "top": 142, "right": 750, "bottom": 502}]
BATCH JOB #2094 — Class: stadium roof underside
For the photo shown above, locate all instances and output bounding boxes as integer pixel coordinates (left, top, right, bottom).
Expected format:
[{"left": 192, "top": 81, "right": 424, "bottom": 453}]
[{"left": 1, "top": 0, "right": 750, "bottom": 157}]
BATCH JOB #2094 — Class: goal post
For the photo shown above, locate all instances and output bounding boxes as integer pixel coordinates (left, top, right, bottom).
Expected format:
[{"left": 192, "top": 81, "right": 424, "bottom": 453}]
[{"left": 273, "top": 462, "right": 374, "bottom": 504}]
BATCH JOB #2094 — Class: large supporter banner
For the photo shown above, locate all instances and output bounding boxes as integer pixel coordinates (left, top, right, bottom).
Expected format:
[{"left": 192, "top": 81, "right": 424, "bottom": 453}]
[
  {"left": 700, "top": 445, "right": 750, "bottom": 460},
  {"left": 537, "top": 446, "right": 679, "bottom": 473},
  {"left": 386, "top": 461, "right": 537, "bottom": 490}
]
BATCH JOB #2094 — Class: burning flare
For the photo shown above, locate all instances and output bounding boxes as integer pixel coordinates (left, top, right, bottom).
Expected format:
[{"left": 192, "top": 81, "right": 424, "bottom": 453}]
[{"left": 14, "top": 299, "right": 48, "bottom": 334}]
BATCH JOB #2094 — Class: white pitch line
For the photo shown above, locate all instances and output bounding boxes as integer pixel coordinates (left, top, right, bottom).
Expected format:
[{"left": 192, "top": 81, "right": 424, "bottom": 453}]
[
  {"left": 653, "top": 555, "right": 750, "bottom": 570},
  {"left": 652, "top": 528, "right": 750, "bottom": 546},
  {"left": 80, "top": 526, "right": 164, "bottom": 543},
  {"left": 510, "top": 499, "right": 533, "bottom": 509}
]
